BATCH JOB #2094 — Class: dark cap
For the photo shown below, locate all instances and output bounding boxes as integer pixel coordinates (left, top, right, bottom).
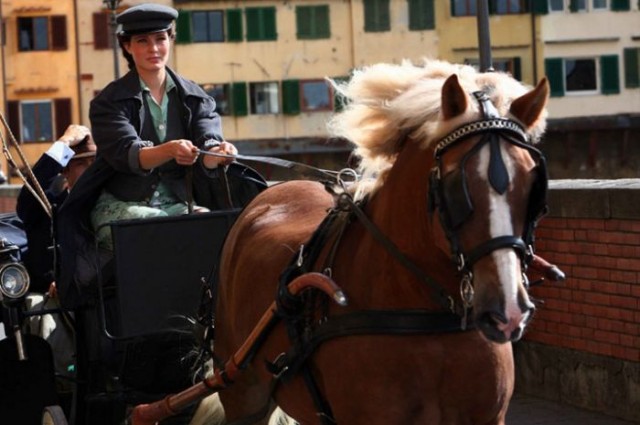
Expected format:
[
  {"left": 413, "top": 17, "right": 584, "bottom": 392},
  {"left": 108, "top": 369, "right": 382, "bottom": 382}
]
[
  {"left": 70, "top": 136, "right": 97, "bottom": 160},
  {"left": 116, "top": 4, "right": 178, "bottom": 37}
]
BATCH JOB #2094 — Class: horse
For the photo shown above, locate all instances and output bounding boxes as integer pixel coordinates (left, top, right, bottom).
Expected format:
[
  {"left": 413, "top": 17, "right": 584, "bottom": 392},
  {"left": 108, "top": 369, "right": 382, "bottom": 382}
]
[{"left": 193, "top": 58, "right": 550, "bottom": 425}]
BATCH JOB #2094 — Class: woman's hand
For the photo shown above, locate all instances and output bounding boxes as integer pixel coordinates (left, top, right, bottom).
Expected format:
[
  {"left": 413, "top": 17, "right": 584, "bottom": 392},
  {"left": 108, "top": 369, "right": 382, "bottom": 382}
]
[
  {"left": 171, "top": 139, "right": 200, "bottom": 165},
  {"left": 203, "top": 141, "right": 238, "bottom": 169},
  {"left": 139, "top": 139, "right": 199, "bottom": 170}
]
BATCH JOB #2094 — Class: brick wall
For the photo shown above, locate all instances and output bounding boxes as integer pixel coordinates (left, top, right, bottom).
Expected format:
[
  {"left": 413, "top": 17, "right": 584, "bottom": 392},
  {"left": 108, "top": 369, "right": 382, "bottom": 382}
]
[
  {"left": 516, "top": 179, "right": 640, "bottom": 421},
  {"left": 526, "top": 180, "right": 640, "bottom": 362}
]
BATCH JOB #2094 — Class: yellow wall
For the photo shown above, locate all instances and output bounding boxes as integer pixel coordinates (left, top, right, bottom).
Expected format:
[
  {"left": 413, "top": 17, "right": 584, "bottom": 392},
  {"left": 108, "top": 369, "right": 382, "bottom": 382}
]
[{"left": 1, "top": 0, "right": 81, "bottom": 181}]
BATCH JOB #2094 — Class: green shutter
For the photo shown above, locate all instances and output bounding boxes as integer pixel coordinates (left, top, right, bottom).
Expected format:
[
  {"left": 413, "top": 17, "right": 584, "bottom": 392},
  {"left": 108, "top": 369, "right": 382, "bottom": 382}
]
[
  {"left": 176, "top": 10, "right": 192, "bottom": 44},
  {"left": 316, "top": 5, "right": 330, "bottom": 38},
  {"left": 231, "top": 82, "right": 248, "bottom": 116},
  {"left": 282, "top": 80, "right": 300, "bottom": 115},
  {"left": 226, "top": 9, "right": 243, "bottom": 42},
  {"left": 364, "top": 0, "right": 390, "bottom": 32},
  {"left": 569, "top": 0, "right": 579, "bottom": 12},
  {"left": 623, "top": 48, "right": 640, "bottom": 88},
  {"left": 488, "top": 0, "right": 497, "bottom": 14},
  {"left": 332, "top": 76, "right": 350, "bottom": 112},
  {"left": 610, "top": 0, "right": 630, "bottom": 10},
  {"left": 408, "top": 0, "right": 435, "bottom": 30},
  {"left": 600, "top": 55, "right": 620, "bottom": 95},
  {"left": 264, "top": 7, "right": 277, "bottom": 40},
  {"left": 296, "top": 6, "right": 311, "bottom": 38},
  {"left": 246, "top": 7, "right": 277, "bottom": 41},
  {"left": 545, "top": 58, "right": 564, "bottom": 97},
  {"left": 512, "top": 57, "right": 522, "bottom": 81},
  {"left": 532, "top": 0, "right": 549, "bottom": 14}
]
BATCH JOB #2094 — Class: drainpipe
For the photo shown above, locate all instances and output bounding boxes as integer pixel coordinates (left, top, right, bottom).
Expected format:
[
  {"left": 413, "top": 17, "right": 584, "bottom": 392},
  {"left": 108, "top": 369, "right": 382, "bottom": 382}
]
[
  {"left": 530, "top": 8, "right": 538, "bottom": 83},
  {"left": 477, "top": 0, "right": 493, "bottom": 71},
  {"left": 73, "top": 0, "right": 83, "bottom": 123}
]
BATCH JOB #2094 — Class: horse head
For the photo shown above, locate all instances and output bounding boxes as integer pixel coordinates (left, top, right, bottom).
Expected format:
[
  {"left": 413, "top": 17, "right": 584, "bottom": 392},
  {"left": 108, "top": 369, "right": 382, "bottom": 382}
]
[{"left": 429, "top": 73, "right": 550, "bottom": 343}]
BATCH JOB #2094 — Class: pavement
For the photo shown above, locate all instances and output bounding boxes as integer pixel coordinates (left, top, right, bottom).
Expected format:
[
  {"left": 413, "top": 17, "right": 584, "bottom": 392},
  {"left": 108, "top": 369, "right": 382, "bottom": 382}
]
[{"left": 507, "top": 393, "right": 637, "bottom": 425}]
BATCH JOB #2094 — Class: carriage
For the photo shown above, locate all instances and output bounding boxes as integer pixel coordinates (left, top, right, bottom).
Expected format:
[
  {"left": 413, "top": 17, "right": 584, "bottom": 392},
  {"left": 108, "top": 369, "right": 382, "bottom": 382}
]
[{"left": 0, "top": 55, "right": 568, "bottom": 425}]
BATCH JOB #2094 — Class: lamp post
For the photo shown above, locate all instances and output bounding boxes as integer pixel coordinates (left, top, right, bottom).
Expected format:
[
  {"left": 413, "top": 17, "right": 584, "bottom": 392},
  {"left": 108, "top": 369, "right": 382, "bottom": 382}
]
[
  {"left": 103, "top": 0, "right": 121, "bottom": 79},
  {"left": 476, "top": 0, "right": 493, "bottom": 72}
]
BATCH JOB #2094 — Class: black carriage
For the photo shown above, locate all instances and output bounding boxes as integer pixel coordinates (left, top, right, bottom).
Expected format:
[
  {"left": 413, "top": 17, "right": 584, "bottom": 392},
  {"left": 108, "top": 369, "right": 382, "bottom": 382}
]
[{"left": 0, "top": 163, "right": 266, "bottom": 425}]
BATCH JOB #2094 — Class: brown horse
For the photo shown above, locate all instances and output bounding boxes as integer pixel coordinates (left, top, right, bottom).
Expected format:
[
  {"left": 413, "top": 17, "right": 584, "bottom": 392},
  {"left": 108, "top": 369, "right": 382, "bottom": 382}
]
[{"left": 195, "top": 59, "right": 550, "bottom": 425}]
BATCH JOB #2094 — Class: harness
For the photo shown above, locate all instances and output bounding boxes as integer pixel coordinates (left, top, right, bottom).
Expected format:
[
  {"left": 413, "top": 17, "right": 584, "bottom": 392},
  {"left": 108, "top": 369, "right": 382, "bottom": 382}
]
[{"left": 260, "top": 91, "right": 550, "bottom": 424}]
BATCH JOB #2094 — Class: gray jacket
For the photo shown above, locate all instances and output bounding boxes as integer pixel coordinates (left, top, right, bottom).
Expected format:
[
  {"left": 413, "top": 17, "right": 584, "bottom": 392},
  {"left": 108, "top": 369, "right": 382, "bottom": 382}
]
[{"left": 89, "top": 67, "right": 222, "bottom": 202}]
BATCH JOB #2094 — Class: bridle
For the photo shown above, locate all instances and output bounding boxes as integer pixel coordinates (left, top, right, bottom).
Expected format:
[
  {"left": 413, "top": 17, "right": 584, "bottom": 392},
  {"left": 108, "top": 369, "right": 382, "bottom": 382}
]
[{"left": 428, "top": 91, "right": 549, "bottom": 313}]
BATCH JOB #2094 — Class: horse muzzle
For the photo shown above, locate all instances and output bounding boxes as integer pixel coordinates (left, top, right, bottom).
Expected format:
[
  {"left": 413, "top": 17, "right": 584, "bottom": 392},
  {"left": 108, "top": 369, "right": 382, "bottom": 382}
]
[{"left": 474, "top": 282, "right": 536, "bottom": 343}]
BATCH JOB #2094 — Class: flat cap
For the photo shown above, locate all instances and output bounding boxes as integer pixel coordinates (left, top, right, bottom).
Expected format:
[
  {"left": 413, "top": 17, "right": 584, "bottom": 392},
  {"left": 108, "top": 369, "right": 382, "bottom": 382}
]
[{"left": 116, "top": 4, "right": 178, "bottom": 36}]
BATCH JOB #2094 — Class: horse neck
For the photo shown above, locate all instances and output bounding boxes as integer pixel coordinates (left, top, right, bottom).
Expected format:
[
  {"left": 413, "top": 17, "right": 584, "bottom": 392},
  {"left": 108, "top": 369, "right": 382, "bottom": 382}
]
[{"left": 356, "top": 140, "right": 458, "bottom": 301}]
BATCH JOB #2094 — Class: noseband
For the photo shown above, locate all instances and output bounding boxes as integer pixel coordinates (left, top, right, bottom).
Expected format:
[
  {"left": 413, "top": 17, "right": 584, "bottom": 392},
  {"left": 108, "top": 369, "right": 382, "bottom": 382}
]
[{"left": 428, "top": 91, "right": 549, "bottom": 300}]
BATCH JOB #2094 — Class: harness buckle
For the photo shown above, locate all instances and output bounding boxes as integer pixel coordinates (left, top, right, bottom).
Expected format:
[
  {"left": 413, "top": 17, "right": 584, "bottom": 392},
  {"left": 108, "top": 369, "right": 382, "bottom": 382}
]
[{"left": 296, "top": 244, "right": 305, "bottom": 267}]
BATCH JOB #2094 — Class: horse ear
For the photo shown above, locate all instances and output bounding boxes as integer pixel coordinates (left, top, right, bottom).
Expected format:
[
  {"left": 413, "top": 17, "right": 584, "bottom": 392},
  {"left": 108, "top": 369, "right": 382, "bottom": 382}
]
[
  {"left": 509, "top": 77, "right": 550, "bottom": 129},
  {"left": 441, "top": 74, "right": 468, "bottom": 120}
]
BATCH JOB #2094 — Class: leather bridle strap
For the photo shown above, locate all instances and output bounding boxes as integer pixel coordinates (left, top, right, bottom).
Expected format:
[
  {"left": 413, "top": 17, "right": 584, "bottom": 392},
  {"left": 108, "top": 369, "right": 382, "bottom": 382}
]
[
  {"left": 339, "top": 193, "right": 458, "bottom": 314},
  {"left": 464, "top": 235, "right": 528, "bottom": 268}
]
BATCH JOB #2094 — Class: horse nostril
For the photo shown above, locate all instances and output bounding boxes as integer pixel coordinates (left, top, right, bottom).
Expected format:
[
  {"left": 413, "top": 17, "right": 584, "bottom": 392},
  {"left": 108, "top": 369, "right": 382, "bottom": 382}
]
[{"left": 489, "top": 311, "right": 508, "bottom": 325}]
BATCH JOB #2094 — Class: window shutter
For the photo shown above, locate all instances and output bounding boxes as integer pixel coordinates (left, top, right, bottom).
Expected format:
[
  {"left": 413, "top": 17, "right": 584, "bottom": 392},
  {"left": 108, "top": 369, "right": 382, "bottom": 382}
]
[
  {"left": 332, "top": 76, "right": 350, "bottom": 112},
  {"left": 264, "top": 7, "right": 277, "bottom": 40},
  {"left": 50, "top": 15, "right": 67, "bottom": 51},
  {"left": 531, "top": 0, "right": 549, "bottom": 15},
  {"left": 408, "top": 0, "right": 435, "bottom": 30},
  {"left": 610, "top": 0, "right": 630, "bottom": 10},
  {"left": 600, "top": 55, "right": 620, "bottom": 95},
  {"left": 316, "top": 5, "right": 330, "bottom": 38},
  {"left": 296, "top": 7, "right": 310, "bottom": 38},
  {"left": 246, "top": 8, "right": 260, "bottom": 40},
  {"left": 282, "top": 80, "right": 300, "bottom": 115},
  {"left": 93, "top": 12, "right": 110, "bottom": 49},
  {"left": 226, "top": 9, "right": 243, "bottom": 42},
  {"left": 7, "top": 101, "right": 21, "bottom": 142},
  {"left": 512, "top": 57, "right": 522, "bottom": 81},
  {"left": 54, "top": 98, "right": 72, "bottom": 139},
  {"left": 488, "top": 0, "right": 497, "bottom": 14},
  {"left": 544, "top": 58, "right": 564, "bottom": 97},
  {"left": 176, "top": 10, "right": 192, "bottom": 44},
  {"left": 364, "top": 0, "right": 390, "bottom": 32},
  {"left": 569, "top": 0, "right": 579, "bottom": 12},
  {"left": 623, "top": 48, "right": 640, "bottom": 88},
  {"left": 231, "top": 82, "right": 248, "bottom": 116}
]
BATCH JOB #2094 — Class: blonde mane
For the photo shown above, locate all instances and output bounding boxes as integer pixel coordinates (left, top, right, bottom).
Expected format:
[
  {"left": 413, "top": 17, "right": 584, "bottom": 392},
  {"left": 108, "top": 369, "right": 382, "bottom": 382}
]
[{"left": 327, "top": 59, "right": 547, "bottom": 196}]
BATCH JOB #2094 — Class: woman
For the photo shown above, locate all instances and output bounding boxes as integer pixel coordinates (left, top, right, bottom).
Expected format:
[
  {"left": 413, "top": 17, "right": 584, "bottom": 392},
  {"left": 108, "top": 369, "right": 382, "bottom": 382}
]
[{"left": 89, "top": 3, "right": 236, "bottom": 248}]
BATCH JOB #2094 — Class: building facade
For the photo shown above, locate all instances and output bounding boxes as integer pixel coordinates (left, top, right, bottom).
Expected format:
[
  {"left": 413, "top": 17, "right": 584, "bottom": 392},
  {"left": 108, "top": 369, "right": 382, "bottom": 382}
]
[{"left": 0, "top": 0, "right": 638, "bottom": 182}]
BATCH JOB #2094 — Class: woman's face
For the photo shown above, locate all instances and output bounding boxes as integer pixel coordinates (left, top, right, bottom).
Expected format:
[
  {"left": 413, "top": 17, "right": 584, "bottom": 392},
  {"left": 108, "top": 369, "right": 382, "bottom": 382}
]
[{"left": 123, "top": 31, "right": 170, "bottom": 73}]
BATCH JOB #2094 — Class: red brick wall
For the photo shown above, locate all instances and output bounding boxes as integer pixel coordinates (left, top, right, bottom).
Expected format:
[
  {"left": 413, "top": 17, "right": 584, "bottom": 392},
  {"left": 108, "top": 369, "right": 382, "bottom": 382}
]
[
  {"left": 525, "top": 181, "right": 640, "bottom": 363},
  {"left": 0, "top": 186, "right": 20, "bottom": 214}
]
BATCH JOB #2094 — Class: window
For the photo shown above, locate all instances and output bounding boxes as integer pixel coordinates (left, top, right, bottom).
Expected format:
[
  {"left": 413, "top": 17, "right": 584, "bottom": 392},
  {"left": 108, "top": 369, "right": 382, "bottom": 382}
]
[
  {"left": 494, "top": 0, "right": 527, "bottom": 14},
  {"left": 364, "top": 0, "right": 390, "bottom": 32},
  {"left": 21, "top": 101, "right": 53, "bottom": 142},
  {"left": 192, "top": 10, "right": 224, "bottom": 42},
  {"left": 465, "top": 57, "right": 522, "bottom": 80},
  {"left": 565, "top": 58, "right": 597, "bottom": 92},
  {"left": 296, "top": 5, "right": 330, "bottom": 39},
  {"left": 408, "top": 0, "right": 435, "bottom": 30},
  {"left": 623, "top": 48, "right": 640, "bottom": 88},
  {"left": 545, "top": 56, "right": 620, "bottom": 96},
  {"left": 549, "top": 0, "right": 564, "bottom": 11},
  {"left": 18, "top": 17, "right": 48, "bottom": 51},
  {"left": 249, "top": 82, "right": 279, "bottom": 114},
  {"left": 246, "top": 7, "right": 277, "bottom": 41},
  {"left": 592, "top": 0, "right": 608, "bottom": 9},
  {"left": 201, "top": 83, "right": 230, "bottom": 115},
  {"left": 18, "top": 16, "right": 67, "bottom": 51},
  {"left": 300, "top": 80, "right": 332, "bottom": 112},
  {"left": 451, "top": 0, "right": 477, "bottom": 16}
]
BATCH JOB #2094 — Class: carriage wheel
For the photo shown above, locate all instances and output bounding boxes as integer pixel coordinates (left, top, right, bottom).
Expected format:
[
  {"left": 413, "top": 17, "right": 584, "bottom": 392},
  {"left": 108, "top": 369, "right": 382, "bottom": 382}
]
[{"left": 41, "top": 405, "right": 69, "bottom": 425}]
